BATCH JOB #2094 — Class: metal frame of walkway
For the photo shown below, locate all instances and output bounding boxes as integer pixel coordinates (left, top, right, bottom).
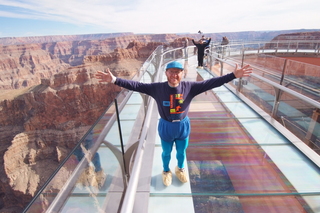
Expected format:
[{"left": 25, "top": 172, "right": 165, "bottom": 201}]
[{"left": 23, "top": 41, "right": 320, "bottom": 213}]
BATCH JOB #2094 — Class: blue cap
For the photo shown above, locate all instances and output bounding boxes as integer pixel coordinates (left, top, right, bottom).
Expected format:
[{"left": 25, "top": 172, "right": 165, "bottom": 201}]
[{"left": 166, "top": 61, "right": 183, "bottom": 70}]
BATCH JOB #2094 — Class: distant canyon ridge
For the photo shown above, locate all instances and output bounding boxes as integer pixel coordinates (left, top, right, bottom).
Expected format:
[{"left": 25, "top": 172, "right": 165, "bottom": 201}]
[{"left": 0, "top": 29, "right": 319, "bottom": 212}]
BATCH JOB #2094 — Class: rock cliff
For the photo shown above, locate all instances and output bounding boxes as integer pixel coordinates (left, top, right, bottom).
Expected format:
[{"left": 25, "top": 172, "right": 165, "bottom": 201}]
[
  {"left": 271, "top": 31, "right": 320, "bottom": 41},
  {"left": 0, "top": 34, "right": 182, "bottom": 90},
  {"left": 0, "top": 66, "right": 122, "bottom": 211},
  {"left": 1, "top": 30, "right": 319, "bottom": 212},
  {"left": 0, "top": 37, "right": 187, "bottom": 212},
  {"left": 0, "top": 33, "right": 134, "bottom": 46},
  {"left": 0, "top": 43, "right": 70, "bottom": 89}
]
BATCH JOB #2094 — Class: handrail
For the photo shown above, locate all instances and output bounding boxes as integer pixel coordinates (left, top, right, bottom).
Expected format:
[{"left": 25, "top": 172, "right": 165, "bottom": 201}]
[
  {"left": 119, "top": 98, "right": 156, "bottom": 213},
  {"left": 120, "top": 47, "right": 165, "bottom": 213},
  {"left": 211, "top": 40, "right": 320, "bottom": 56},
  {"left": 206, "top": 43, "right": 320, "bottom": 163},
  {"left": 23, "top": 40, "right": 320, "bottom": 212},
  {"left": 45, "top": 91, "right": 134, "bottom": 213},
  {"left": 251, "top": 72, "right": 320, "bottom": 109},
  {"left": 217, "top": 56, "right": 320, "bottom": 109},
  {"left": 120, "top": 42, "right": 320, "bottom": 212},
  {"left": 22, "top": 45, "right": 162, "bottom": 213}
]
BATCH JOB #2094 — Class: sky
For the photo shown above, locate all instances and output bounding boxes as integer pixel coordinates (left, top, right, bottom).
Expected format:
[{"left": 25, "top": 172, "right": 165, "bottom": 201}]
[{"left": 0, "top": 0, "right": 319, "bottom": 38}]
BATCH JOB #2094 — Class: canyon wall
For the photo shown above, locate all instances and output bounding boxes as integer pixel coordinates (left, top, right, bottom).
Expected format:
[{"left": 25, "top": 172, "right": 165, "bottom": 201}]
[
  {"left": 0, "top": 30, "right": 319, "bottom": 212},
  {"left": 0, "top": 33, "right": 134, "bottom": 46},
  {"left": 0, "top": 36, "right": 188, "bottom": 212},
  {"left": 0, "top": 34, "right": 182, "bottom": 90}
]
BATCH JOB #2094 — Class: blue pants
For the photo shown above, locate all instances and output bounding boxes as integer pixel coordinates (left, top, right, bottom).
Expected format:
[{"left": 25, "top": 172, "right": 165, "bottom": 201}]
[
  {"left": 74, "top": 130, "right": 102, "bottom": 172},
  {"left": 158, "top": 117, "right": 190, "bottom": 172}
]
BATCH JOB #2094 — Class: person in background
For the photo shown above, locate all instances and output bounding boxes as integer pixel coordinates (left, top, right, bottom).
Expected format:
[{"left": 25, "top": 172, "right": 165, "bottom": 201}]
[
  {"left": 220, "top": 36, "right": 229, "bottom": 58},
  {"left": 183, "top": 37, "right": 189, "bottom": 60},
  {"left": 74, "top": 130, "right": 106, "bottom": 189},
  {"left": 95, "top": 61, "right": 252, "bottom": 186},
  {"left": 221, "top": 36, "right": 229, "bottom": 45},
  {"left": 192, "top": 37, "right": 211, "bottom": 69},
  {"left": 183, "top": 38, "right": 189, "bottom": 77}
]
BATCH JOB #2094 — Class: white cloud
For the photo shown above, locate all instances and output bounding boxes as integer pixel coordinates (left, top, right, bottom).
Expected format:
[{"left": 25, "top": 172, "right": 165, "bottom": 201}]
[{"left": 0, "top": 0, "right": 319, "bottom": 36}]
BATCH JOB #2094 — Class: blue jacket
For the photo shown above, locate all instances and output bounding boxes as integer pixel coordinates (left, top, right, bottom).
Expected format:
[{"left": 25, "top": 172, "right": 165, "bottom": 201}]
[{"left": 115, "top": 72, "right": 235, "bottom": 122}]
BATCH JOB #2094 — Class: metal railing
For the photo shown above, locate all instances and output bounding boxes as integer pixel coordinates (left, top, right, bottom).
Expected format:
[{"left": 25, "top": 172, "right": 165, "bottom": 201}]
[
  {"left": 119, "top": 40, "right": 320, "bottom": 212},
  {"left": 23, "top": 45, "right": 193, "bottom": 213},
  {"left": 120, "top": 46, "right": 194, "bottom": 213},
  {"left": 207, "top": 41, "right": 320, "bottom": 155},
  {"left": 23, "top": 40, "right": 320, "bottom": 212}
]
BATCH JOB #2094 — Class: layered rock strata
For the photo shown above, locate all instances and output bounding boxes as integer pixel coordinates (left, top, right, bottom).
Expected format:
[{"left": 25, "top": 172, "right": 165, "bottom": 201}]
[{"left": 0, "top": 38, "right": 175, "bottom": 212}]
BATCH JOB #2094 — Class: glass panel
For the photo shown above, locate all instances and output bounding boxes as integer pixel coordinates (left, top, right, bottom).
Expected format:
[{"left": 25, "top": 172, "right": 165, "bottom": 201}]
[
  {"left": 188, "top": 145, "right": 302, "bottom": 194},
  {"left": 236, "top": 196, "right": 313, "bottom": 213},
  {"left": 275, "top": 91, "right": 320, "bottom": 151},
  {"left": 239, "top": 118, "right": 289, "bottom": 145},
  {"left": 241, "top": 76, "right": 276, "bottom": 115},
  {"left": 23, "top": 41, "right": 320, "bottom": 213},
  {"left": 186, "top": 115, "right": 320, "bottom": 211},
  {"left": 25, "top": 60, "right": 147, "bottom": 212},
  {"left": 283, "top": 60, "right": 320, "bottom": 102},
  {"left": 189, "top": 195, "right": 313, "bottom": 213},
  {"left": 126, "top": 92, "right": 143, "bottom": 104},
  {"left": 261, "top": 145, "right": 320, "bottom": 192},
  {"left": 244, "top": 54, "right": 286, "bottom": 81},
  {"left": 190, "top": 117, "right": 254, "bottom": 144},
  {"left": 59, "top": 147, "right": 120, "bottom": 212},
  {"left": 26, "top": 108, "right": 123, "bottom": 212}
]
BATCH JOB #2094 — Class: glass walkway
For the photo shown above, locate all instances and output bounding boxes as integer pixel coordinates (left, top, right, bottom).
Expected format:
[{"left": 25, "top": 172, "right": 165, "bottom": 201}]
[{"left": 23, "top": 41, "right": 320, "bottom": 213}]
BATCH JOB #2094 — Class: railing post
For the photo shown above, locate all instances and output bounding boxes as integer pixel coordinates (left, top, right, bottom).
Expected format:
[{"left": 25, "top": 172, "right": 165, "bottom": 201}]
[
  {"left": 236, "top": 49, "right": 246, "bottom": 91},
  {"left": 279, "top": 59, "right": 288, "bottom": 85},
  {"left": 271, "top": 87, "right": 281, "bottom": 118},
  {"left": 305, "top": 109, "right": 320, "bottom": 148},
  {"left": 273, "top": 55, "right": 289, "bottom": 119},
  {"left": 184, "top": 39, "right": 188, "bottom": 60},
  {"left": 271, "top": 58, "right": 287, "bottom": 118}
]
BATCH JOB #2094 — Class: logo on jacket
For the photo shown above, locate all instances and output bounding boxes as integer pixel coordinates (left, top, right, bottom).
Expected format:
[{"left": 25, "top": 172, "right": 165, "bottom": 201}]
[{"left": 169, "top": 94, "right": 184, "bottom": 114}]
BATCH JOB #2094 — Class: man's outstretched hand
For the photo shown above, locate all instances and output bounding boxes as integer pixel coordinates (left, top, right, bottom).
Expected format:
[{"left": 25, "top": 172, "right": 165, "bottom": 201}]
[
  {"left": 96, "top": 68, "right": 115, "bottom": 83},
  {"left": 233, "top": 64, "right": 253, "bottom": 78}
]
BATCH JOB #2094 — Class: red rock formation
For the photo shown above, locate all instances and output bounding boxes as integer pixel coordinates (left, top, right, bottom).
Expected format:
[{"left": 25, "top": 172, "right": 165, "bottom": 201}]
[
  {"left": 0, "top": 30, "right": 318, "bottom": 212},
  {"left": 271, "top": 31, "right": 320, "bottom": 41},
  {"left": 0, "top": 68, "right": 122, "bottom": 211},
  {"left": 0, "top": 34, "right": 184, "bottom": 90},
  {"left": 0, "top": 37, "right": 187, "bottom": 212},
  {"left": 264, "top": 31, "right": 320, "bottom": 51},
  {"left": 0, "top": 43, "right": 70, "bottom": 89},
  {"left": 0, "top": 33, "right": 134, "bottom": 46},
  {"left": 0, "top": 54, "right": 149, "bottom": 212}
]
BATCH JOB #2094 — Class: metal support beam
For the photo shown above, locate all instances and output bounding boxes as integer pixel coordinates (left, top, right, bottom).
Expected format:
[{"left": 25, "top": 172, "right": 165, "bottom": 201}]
[
  {"left": 102, "top": 140, "right": 139, "bottom": 184},
  {"left": 305, "top": 109, "right": 320, "bottom": 147}
]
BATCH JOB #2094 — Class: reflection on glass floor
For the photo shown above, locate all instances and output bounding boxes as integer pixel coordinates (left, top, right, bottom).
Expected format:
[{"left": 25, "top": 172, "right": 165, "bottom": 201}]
[
  {"left": 147, "top": 58, "right": 320, "bottom": 213},
  {"left": 30, "top": 56, "right": 320, "bottom": 213},
  {"left": 43, "top": 91, "right": 146, "bottom": 213}
]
